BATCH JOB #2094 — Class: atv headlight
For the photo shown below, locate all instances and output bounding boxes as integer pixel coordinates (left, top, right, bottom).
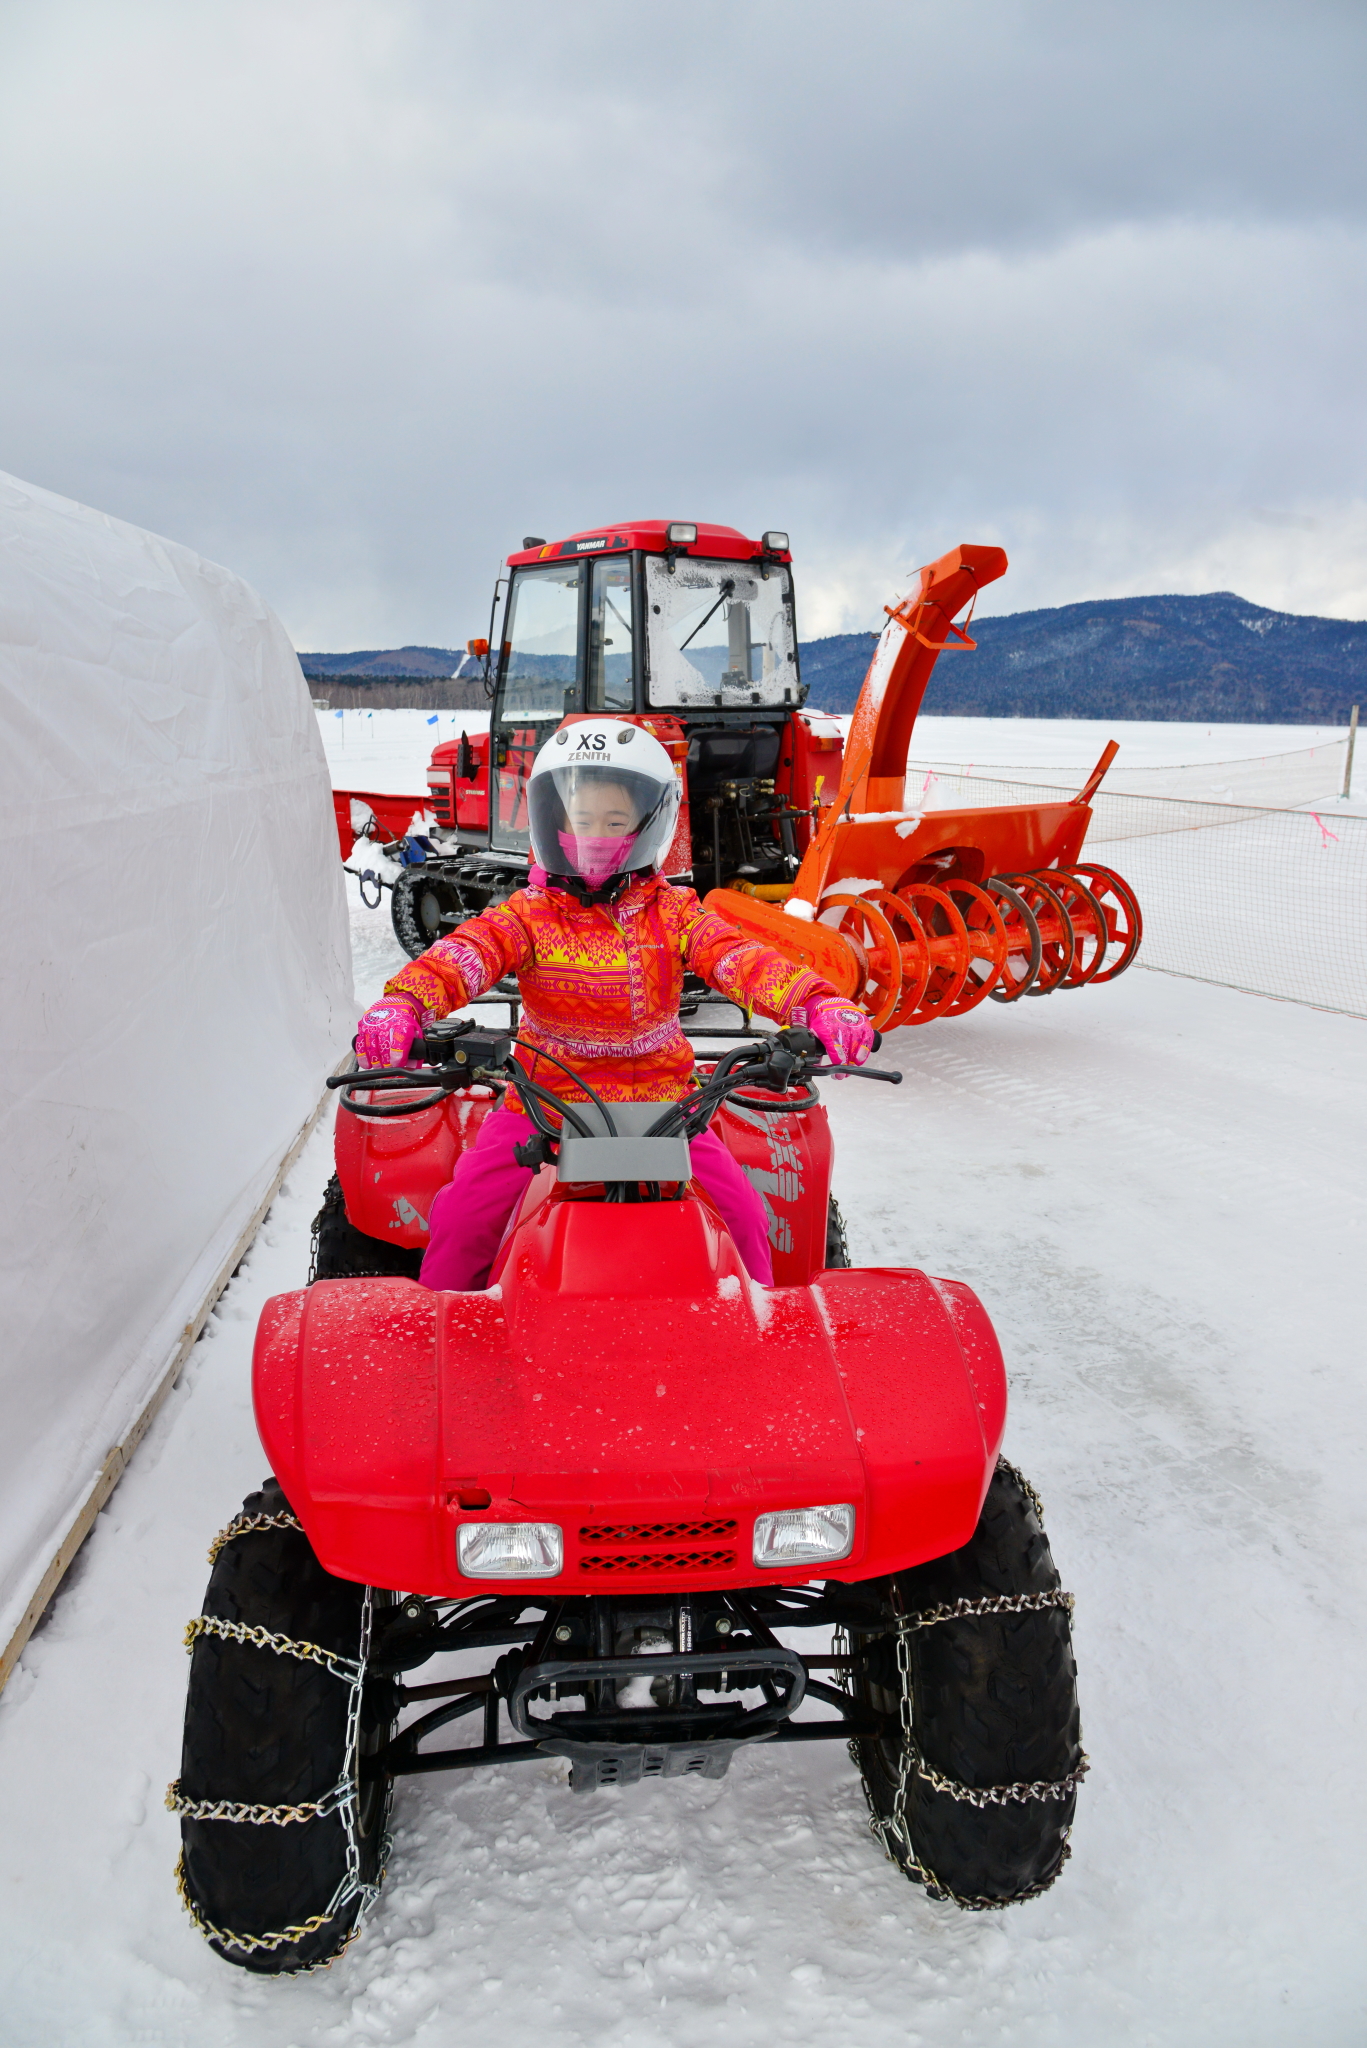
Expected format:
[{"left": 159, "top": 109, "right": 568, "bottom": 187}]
[
  {"left": 458, "top": 1522, "right": 563, "bottom": 1577},
  {"left": 752, "top": 1504, "right": 854, "bottom": 1568}
]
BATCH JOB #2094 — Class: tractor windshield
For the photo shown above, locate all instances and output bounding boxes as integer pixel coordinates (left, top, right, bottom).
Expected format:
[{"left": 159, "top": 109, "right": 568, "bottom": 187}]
[{"left": 646, "top": 556, "right": 798, "bottom": 710}]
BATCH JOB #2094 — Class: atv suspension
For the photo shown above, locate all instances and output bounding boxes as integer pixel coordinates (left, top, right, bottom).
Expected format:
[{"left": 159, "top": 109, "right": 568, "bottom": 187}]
[{"left": 365, "top": 1586, "right": 893, "bottom": 1794}]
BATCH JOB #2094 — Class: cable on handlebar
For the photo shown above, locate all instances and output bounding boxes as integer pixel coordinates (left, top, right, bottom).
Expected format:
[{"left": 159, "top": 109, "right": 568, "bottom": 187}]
[
  {"left": 507, "top": 1037, "right": 619, "bottom": 1137},
  {"left": 645, "top": 1032, "right": 903, "bottom": 1143},
  {"left": 506, "top": 1062, "right": 596, "bottom": 1141}
]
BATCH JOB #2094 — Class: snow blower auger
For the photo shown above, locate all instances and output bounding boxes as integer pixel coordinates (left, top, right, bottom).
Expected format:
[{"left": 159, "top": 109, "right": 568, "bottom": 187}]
[
  {"left": 172, "top": 1024, "right": 1085, "bottom": 1972},
  {"left": 704, "top": 544, "right": 1143, "bottom": 1027},
  {"left": 332, "top": 523, "right": 1140, "bottom": 1031}
]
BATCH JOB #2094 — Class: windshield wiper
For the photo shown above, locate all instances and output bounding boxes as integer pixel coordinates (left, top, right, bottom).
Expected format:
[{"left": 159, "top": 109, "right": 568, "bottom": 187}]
[
  {"left": 678, "top": 580, "right": 735, "bottom": 652},
  {"left": 604, "top": 593, "right": 633, "bottom": 638}
]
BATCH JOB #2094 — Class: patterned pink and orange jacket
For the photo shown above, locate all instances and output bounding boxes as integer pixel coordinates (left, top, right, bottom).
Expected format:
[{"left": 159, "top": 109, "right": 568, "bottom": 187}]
[{"left": 384, "top": 873, "right": 835, "bottom": 1110}]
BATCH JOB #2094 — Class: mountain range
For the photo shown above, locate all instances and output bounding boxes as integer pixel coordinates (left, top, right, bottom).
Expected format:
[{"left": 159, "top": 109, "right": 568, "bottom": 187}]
[
  {"left": 300, "top": 591, "right": 1367, "bottom": 722},
  {"left": 299, "top": 645, "right": 485, "bottom": 708},
  {"left": 797, "top": 592, "right": 1366, "bottom": 722}
]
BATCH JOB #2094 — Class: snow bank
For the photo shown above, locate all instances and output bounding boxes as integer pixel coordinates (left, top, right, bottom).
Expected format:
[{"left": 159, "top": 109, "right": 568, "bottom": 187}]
[{"left": 0, "top": 471, "right": 354, "bottom": 1664}]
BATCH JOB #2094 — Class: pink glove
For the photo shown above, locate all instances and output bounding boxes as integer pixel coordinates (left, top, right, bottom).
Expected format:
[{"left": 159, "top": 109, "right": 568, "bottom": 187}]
[
  {"left": 808, "top": 996, "right": 876, "bottom": 1068},
  {"left": 356, "top": 994, "right": 424, "bottom": 1068}
]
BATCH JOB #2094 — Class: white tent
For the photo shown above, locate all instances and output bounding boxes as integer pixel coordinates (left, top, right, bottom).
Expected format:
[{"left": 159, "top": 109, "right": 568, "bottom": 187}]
[{"left": 0, "top": 471, "right": 354, "bottom": 1672}]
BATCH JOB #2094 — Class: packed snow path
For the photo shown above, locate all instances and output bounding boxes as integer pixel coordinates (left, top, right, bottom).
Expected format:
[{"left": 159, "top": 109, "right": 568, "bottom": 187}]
[{"left": 2, "top": 959, "right": 1364, "bottom": 2044}]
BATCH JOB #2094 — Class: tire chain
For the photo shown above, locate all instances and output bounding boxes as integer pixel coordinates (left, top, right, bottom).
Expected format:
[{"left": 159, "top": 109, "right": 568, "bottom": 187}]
[
  {"left": 171, "top": 1514, "right": 390, "bottom": 1969},
  {"left": 206, "top": 1509, "right": 302, "bottom": 1565},
  {"left": 173, "top": 1850, "right": 368, "bottom": 1969},
  {"left": 166, "top": 1776, "right": 355, "bottom": 1828},
  {"left": 896, "top": 1588, "right": 1076, "bottom": 1636},
  {"left": 838, "top": 1458, "right": 1085, "bottom": 1911},
  {"left": 996, "top": 1455, "right": 1044, "bottom": 1524},
  {"left": 180, "top": 1614, "right": 364, "bottom": 1686}
]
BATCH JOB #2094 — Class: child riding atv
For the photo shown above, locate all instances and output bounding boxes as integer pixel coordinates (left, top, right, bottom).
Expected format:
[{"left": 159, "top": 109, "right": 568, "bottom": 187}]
[{"left": 354, "top": 719, "right": 875, "bottom": 1289}]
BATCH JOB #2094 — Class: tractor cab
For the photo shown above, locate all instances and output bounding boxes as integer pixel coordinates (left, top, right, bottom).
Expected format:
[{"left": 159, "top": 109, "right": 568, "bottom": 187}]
[{"left": 402, "top": 522, "right": 846, "bottom": 951}]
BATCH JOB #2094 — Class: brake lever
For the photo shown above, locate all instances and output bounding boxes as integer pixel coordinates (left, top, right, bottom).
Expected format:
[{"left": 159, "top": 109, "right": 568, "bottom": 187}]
[{"left": 813, "top": 1063, "right": 902, "bottom": 1083}]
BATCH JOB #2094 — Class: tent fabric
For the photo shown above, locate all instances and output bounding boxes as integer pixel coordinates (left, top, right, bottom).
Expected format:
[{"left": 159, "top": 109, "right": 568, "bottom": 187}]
[{"left": 0, "top": 471, "right": 354, "bottom": 1654}]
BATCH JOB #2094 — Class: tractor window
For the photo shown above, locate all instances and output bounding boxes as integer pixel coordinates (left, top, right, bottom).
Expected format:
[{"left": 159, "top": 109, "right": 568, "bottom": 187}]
[
  {"left": 491, "top": 562, "right": 583, "bottom": 853},
  {"left": 497, "top": 562, "right": 583, "bottom": 724},
  {"left": 645, "top": 556, "right": 798, "bottom": 710},
  {"left": 587, "top": 558, "right": 635, "bottom": 711}
]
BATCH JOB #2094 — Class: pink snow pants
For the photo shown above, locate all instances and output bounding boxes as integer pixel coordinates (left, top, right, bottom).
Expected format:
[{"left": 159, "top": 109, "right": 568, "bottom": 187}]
[{"left": 419, "top": 1104, "right": 773, "bottom": 1291}]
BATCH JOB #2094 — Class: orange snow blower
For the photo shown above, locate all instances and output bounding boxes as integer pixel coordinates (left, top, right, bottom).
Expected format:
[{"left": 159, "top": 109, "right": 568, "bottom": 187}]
[{"left": 702, "top": 543, "right": 1142, "bottom": 1027}]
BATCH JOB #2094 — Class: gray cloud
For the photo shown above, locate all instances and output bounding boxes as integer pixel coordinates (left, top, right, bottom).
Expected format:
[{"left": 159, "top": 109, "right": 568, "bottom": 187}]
[{"left": 1, "top": 0, "right": 1363, "bottom": 644}]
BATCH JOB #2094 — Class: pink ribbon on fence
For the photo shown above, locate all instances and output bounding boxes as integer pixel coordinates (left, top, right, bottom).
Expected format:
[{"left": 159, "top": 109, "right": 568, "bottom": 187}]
[{"left": 1309, "top": 812, "right": 1340, "bottom": 847}]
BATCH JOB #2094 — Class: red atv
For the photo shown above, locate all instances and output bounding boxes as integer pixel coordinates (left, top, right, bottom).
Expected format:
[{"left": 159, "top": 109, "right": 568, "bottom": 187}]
[{"left": 171, "top": 1022, "right": 1084, "bottom": 1973}]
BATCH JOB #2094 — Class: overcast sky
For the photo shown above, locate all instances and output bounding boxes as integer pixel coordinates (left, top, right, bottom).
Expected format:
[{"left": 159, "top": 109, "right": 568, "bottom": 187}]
[{"left": 2, "top": 0, "right": 1364, "bottom": 645}]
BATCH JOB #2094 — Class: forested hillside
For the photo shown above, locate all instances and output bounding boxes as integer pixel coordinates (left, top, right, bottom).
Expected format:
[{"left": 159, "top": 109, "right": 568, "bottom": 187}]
[{"left": 797, "top": 592, "right": 1367, "bottom": 722}]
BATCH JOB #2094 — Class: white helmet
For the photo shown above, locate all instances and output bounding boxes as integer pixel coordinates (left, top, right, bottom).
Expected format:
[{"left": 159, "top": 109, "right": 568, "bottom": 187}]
[{"left": 527, "top": 719, "right": 681, "bottom": 900}]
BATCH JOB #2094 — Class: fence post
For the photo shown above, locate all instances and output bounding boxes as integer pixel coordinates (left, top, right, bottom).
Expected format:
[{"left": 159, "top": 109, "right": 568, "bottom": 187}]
[{"left": 1345, "top": 705, "right": 1360, "bottom": 800}]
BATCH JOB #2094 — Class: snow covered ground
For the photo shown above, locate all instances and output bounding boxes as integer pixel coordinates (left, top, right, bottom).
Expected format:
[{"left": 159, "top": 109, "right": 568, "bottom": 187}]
[
  {"left": 319, "top": 706, "right": 491, "bottom": 795},
  {"left": 3, "top": 709, "right": 1364, "bottom": 2043},
  {"left": 2, "top": 942, "right": 1364, "bottom": 2045},
  {"left": 316, "top": 707, "right": 1361, "bottom": 801}
]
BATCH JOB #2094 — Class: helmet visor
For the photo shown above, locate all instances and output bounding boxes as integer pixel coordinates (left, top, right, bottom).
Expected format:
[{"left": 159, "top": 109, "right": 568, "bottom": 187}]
[{"left": 528, "top": 762, "right": 677, "bottom": 884}]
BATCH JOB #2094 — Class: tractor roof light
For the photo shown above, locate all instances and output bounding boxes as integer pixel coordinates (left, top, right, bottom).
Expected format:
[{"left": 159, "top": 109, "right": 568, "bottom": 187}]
[
  {"left": 762, "top": 530, "right": 789, "bottom": 554},
  {"left": 458, "top": 1521, "right": 563, "bottom": 1577},
  {"left": 752, "top": 1504, "right": 854, "bottom": 1568},
  {"left": 665, "top": 523, "right": 698, "bottom": 546}
]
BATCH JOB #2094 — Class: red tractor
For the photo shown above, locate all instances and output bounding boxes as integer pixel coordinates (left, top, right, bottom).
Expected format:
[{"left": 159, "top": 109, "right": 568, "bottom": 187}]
[
  {"left": 170, "top": 1024, "right": 1085, "bottom": 1973},
  {"left": 338, "top": 520, "right": 1141, "bottom": 1027}
]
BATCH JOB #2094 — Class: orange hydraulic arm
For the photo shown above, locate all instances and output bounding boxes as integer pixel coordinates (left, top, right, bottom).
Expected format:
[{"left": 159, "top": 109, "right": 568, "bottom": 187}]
[{"left": 787, "top": 542, "right": 1008, "bottom": 914}]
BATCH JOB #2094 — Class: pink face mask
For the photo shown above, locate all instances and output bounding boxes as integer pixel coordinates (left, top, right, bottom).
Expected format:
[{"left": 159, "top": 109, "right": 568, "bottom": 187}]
[{"left": 557, "top": 830, "right": 637, "bottom": 887}]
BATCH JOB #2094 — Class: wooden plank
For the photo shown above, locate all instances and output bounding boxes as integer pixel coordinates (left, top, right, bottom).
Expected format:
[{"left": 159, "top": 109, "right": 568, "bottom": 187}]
[{"left": 0, "top": 1059, "right": 352, "bottom": 1696}]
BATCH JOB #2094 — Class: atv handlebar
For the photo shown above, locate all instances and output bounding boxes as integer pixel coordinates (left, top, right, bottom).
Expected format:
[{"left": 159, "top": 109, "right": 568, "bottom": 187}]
[{"left": 328, "top": 1023, "right": 902, "bottom": 1137}]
